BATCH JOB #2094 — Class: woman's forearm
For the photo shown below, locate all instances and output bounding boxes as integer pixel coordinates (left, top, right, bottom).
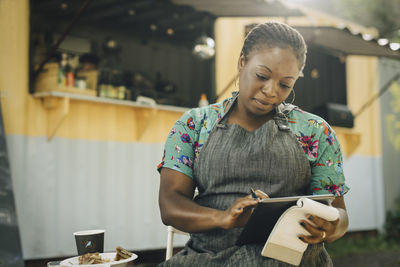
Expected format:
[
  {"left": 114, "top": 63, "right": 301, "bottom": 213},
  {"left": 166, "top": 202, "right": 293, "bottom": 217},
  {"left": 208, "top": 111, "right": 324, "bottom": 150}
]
[
  {"left": 323, "top": 208, "right": 348, "bottom": 243},
  {"left": 159, "top": 168, "right": 229, "bottom": 232},
  {"left": 326, "top": 197, "right": 349, "bottom": 242},
  {"left": 159, "top": 190, "right": 224, "bottom": 233}
]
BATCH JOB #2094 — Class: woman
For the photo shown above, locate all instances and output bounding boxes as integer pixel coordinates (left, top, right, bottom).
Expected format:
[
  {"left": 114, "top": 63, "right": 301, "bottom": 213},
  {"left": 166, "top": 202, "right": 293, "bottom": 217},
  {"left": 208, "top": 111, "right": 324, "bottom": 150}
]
[{"left": 157, "top": 21, "right": 349, "bottom": 266}]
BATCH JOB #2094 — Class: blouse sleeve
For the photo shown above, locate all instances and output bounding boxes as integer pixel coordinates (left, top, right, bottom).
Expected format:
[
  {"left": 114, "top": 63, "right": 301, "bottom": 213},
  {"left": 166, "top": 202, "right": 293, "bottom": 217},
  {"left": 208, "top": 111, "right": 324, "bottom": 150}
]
[
  {"left": 157, "top": 110, "right": 198, "bottom": 179},
  {"left": 309, "top": 122, "right": 350, "bottom": 196}
]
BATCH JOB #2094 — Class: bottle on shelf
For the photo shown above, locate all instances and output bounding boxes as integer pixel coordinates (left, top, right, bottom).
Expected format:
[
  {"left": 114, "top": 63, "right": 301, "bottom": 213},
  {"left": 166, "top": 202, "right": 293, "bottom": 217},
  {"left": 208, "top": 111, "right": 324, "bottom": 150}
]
[
  {"left": 117, "top": 85, "right": 126, "bottom": 100},
  {"left": 65, "top": 54, "right": 75, "bottom": 87},
  {"left": 198, "top": 93, "right": 209, "bottom": 107},
  {"left": 58, "top": 53, "right": 68, "bottom": 86},
  {"left": 98, "top": 69, "right": 110, "bottom": 97}
]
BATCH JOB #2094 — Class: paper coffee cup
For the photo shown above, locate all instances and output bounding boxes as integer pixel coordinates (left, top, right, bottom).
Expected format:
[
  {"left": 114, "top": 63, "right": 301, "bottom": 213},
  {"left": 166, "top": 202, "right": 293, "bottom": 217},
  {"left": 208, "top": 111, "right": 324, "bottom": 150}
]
[{"left": 73, "top": 229, "right": 105, "bottom": 255}]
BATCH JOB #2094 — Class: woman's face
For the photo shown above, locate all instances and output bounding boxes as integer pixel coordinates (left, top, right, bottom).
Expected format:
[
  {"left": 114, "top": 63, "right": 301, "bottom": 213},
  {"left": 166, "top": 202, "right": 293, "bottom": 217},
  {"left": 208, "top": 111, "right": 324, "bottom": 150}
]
[{"left": 237, "top": 46, "right": 300, "bottom": 117}]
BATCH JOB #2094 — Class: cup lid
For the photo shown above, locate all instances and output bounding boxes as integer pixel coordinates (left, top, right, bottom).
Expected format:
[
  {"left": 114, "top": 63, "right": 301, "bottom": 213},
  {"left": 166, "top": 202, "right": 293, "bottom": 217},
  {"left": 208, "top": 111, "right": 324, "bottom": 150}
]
[{"left": 73, "top": 229, "right": 105, "bottom": 236}]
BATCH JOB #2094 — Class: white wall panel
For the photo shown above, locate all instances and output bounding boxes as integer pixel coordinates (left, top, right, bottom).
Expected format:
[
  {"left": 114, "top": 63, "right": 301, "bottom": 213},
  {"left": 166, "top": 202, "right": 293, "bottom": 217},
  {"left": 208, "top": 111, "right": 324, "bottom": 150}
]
[
  {"left": 6, "top": 135, "right": 189, "bottom": 259},
  {"left": 5, "top": 135, "right": 383, "bottom": 259},
  {"left": 343, "top": 155, "right": 385, "bottom": 231},
  {"left": 379, "top": 58, "right": 400, "bottom": 212}
]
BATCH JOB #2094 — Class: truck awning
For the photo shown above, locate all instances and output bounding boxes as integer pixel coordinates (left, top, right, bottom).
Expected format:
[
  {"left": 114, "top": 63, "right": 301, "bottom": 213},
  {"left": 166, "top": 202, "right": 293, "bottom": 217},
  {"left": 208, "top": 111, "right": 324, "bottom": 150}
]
[{"left": 295, "top": 26, "right": 400, "bottom": 59}]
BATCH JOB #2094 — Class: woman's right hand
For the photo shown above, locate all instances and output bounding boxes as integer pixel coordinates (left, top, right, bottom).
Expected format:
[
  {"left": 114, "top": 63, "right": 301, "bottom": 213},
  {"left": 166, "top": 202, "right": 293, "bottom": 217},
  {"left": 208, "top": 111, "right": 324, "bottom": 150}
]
[
  {"left": 219, "top": 190, "right": 269, "bottom": 229},
  {"left": 219, "top": 195, "right": 259, "bottom": 229}
]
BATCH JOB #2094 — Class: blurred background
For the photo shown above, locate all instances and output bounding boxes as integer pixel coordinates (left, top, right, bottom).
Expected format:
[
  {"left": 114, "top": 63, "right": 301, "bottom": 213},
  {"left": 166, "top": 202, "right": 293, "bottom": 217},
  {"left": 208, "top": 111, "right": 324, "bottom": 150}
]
[{"left": 0, "top": 0, "right": 399, "bottom": 266}]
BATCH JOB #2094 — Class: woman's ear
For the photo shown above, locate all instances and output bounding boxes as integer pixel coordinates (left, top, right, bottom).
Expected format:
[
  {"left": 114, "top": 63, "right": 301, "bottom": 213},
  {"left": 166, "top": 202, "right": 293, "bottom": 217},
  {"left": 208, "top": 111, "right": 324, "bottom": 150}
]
[{"left": 237, "top": 53, "right": 246, "bottom": 72}]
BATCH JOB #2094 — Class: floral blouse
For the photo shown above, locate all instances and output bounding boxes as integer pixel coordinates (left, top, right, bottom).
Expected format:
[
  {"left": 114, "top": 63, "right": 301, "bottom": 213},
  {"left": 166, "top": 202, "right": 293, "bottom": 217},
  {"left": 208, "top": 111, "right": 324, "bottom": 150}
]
[{"left": 158, "top": 96, "right": 349, "bottom": 196}]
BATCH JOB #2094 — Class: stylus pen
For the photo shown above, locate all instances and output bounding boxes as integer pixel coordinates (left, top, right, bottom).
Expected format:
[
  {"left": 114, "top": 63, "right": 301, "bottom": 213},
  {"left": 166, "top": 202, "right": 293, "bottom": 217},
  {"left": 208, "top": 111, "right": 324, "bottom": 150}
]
[{"left": 250, "top": 188, "right": 258, "bottom": 200}]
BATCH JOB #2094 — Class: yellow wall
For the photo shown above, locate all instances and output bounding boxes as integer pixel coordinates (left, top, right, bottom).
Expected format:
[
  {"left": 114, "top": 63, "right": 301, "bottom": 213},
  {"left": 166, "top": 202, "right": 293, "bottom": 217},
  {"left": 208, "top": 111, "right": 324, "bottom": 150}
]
[
  {"left": 25, "top": 99, "right": 183, "bottom": 143},
  {"left": 346, "top": 56, "right": 382, "bottom": 156},
  {"left": 0, "top": 0, "right": 30, "bottom": 136}
]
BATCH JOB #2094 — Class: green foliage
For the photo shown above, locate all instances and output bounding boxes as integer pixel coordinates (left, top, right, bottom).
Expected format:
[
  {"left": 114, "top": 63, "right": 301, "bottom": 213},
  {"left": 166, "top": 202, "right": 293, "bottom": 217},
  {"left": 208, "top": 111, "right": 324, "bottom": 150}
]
[
  {"left": 385, "top": 196, "right": 400, "bottom": 241},
  {"left": 326, "top": 197, "right": 400, "bottom": 258},
  {"left": 338, "top": 0, "right": 400, "bottom": 38},
  {"left": 325, "top": 234, "right": 400, "bottom": 258}
]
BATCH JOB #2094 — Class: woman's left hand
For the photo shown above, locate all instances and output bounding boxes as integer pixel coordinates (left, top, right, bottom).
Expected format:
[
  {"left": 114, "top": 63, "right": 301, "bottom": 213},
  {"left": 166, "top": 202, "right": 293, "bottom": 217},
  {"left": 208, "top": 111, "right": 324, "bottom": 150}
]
[
  {"left": 298, "top": 214, "right": 339, "bottom": 244},
  {"left": 298, "top": 196, "right": 349, "bottom": 244}
]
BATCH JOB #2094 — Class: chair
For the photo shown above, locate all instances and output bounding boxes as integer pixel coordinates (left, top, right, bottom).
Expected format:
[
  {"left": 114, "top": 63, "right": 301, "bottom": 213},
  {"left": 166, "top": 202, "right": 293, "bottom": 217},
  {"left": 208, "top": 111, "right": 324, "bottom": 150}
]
[
  {"left": 165, "top": 188, "right": 198, "bottom": 260},
  {"left": 166, "top": 225, "right": 189, "bottom": 260}
]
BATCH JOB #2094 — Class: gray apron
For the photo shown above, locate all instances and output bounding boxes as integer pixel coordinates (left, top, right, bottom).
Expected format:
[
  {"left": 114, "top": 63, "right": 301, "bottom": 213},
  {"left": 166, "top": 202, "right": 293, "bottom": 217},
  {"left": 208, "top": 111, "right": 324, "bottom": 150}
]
[{"left": 160, "top": 96, "right": 333, "bottom": 267}]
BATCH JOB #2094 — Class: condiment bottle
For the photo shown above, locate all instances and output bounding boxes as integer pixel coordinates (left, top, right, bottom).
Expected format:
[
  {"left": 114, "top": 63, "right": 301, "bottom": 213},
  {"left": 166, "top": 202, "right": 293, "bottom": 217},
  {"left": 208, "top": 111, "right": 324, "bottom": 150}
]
[
  {"left": 58, "top": 53, "right": 68, "bottom": 86},
  {"left": 198, "top": 93, "right": 209, "bottom": 107}
]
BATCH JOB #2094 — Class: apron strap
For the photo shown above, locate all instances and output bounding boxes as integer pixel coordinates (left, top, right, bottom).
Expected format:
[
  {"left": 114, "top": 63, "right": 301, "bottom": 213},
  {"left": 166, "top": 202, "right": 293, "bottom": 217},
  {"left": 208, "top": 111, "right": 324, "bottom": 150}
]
[{"left": 216, "top": 91, "right": 239, "bottom": 128}]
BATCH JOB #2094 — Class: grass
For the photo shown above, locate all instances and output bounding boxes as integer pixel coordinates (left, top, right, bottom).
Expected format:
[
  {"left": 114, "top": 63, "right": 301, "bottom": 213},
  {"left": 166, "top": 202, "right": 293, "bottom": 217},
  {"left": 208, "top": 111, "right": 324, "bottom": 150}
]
[{"left": 325, "top": 232, "right": 400, "bottom": 258}]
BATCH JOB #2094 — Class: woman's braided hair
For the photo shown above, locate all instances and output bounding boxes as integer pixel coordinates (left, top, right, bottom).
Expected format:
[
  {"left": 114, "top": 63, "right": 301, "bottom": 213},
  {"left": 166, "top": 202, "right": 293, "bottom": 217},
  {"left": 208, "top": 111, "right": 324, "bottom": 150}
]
[{"left": 241, "top": 21, "right": 307, "bottom": 75}]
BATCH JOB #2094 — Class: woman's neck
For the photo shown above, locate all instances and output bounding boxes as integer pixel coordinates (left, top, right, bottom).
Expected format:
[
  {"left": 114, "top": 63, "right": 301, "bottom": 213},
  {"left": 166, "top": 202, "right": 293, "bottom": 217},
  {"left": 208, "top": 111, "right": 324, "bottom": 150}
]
[{"left": 228, "top": 102, "right": 274, "bottom": 131}]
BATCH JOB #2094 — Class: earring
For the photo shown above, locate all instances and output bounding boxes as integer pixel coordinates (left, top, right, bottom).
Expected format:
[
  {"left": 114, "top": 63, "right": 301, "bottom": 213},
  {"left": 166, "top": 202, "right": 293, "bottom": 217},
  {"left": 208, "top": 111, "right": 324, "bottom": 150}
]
[
  {"left": 235, "top": 73, "right": 239, "bottom": 87},
  {"left": 287, "top": 89, "right": 295, "bottom": 105}
]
